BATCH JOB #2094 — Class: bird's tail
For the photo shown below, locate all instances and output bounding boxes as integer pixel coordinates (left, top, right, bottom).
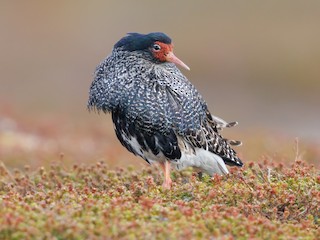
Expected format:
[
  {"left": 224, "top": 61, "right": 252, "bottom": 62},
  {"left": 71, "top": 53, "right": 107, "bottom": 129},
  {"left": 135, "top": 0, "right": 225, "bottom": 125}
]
[{"left": 209, "top": 115, "right": 242, "bottom": 146}]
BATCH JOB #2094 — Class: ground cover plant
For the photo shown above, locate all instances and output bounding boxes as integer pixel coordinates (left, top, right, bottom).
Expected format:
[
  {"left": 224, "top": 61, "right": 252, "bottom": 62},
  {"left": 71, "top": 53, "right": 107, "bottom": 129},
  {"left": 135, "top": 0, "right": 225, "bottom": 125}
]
[{"left": 0, "top": 158, "right": 319, "bottom": 239}]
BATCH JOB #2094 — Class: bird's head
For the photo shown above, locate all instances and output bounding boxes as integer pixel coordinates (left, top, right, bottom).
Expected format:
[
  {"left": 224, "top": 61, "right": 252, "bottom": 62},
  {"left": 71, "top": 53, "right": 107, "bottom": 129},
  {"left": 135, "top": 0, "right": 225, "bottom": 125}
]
[{"left": 114, "top": 32, "right": 190, "bottom": 70}]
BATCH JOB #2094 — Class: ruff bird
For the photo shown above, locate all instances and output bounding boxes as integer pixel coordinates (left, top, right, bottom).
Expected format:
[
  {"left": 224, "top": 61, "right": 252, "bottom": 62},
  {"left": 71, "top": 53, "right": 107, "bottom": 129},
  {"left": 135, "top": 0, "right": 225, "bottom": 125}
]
[{"left": 88, "top": 32, "right": 243, "bottom": 189}]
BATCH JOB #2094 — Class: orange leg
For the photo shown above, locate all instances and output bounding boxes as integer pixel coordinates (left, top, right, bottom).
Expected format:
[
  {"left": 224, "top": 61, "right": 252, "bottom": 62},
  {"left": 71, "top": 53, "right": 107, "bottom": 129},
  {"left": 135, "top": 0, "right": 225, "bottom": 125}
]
[{"left": 160, "top": 161, "right": 172, "bottom": 189}]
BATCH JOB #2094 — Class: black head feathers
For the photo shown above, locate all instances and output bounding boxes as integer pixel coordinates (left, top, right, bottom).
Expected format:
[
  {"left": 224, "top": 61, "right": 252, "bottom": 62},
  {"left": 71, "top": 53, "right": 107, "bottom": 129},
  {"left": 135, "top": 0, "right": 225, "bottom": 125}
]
[{"left": 114, "top": 32, "right": 172, "bottom": 51}]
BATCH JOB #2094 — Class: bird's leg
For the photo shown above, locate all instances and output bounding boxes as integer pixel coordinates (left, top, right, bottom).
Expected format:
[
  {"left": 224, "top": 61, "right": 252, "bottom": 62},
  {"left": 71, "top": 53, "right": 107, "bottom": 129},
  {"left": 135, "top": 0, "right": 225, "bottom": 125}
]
[{"left": 160, "top": 161, "right": 172, "bottom": 189}]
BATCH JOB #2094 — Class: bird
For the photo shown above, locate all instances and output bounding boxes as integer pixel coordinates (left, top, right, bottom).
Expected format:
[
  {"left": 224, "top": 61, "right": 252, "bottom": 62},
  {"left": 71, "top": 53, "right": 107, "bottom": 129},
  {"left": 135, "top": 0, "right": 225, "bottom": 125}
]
[{"left": 88, "top": 32, "right": 243, "bottom": 189}]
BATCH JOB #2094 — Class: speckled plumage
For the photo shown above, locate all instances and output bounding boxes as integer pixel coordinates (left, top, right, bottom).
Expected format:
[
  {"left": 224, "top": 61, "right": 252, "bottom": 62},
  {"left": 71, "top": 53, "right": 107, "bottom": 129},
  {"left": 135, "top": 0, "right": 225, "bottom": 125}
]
[{"left": 88, "top": 32, "right": 243, "bottom": 179}]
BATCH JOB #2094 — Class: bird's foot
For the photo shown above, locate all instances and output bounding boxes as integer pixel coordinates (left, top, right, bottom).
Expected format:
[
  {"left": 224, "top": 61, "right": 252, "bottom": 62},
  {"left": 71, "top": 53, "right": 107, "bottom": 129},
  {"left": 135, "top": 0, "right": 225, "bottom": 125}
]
[
  {"left": 162, "top": 178, "right": 172, "bottom": 190},
  {"left": 160, "top": 161, "right": 172, "bottom": 189}
]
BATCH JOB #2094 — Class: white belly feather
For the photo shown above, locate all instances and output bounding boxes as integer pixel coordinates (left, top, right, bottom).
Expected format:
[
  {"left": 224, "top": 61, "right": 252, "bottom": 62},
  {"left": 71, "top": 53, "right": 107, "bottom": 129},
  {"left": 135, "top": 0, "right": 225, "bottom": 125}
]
[{"left": 173, "top": 148, "right": 229, "bottom": 176}]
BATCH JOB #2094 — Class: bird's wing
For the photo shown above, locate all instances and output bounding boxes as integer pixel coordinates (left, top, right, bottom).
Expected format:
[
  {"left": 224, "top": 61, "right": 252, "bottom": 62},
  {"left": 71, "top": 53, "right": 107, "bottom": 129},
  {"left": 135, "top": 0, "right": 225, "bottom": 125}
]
[
  {"left": 183, "top": 109, "right": 243, "bottom": 167},
  {"left": 112, "top": 78, "right": 242, "bottom": 167},
  {"left": 147, "top": 67, "right": 243, "bottom": 167}
]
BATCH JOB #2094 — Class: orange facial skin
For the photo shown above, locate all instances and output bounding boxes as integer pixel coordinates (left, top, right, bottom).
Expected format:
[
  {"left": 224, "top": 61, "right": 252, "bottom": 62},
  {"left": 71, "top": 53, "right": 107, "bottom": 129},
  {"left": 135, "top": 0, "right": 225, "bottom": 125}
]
[{"left": 151, "top": 41, "right": 173, "bottom": 62}]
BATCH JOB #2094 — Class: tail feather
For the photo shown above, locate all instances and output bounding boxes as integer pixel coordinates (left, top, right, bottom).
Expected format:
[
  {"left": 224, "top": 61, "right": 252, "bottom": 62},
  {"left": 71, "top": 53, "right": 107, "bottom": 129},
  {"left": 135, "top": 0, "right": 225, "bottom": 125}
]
[
  {"left": 224, "top": 139, "right": 242, "bottom": 146},
  {"left": 209, "top": 114, "right": 239, "bottom": 130},
  {"left": 226, "top": 121, "right": 238, "bottom": 128}
]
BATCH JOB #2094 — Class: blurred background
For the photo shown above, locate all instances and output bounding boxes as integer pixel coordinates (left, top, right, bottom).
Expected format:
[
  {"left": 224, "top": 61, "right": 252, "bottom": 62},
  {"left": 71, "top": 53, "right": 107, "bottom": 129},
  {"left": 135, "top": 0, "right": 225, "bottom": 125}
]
[{"left": 1, "top": 1, "right": 319, "bottom": 169}]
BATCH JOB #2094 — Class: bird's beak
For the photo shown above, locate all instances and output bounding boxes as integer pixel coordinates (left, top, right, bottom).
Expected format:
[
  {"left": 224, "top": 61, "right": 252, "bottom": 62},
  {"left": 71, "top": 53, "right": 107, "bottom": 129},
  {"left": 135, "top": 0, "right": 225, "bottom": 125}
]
[{"left": 166, "top": 52, "right": 190, "bottom": 71}]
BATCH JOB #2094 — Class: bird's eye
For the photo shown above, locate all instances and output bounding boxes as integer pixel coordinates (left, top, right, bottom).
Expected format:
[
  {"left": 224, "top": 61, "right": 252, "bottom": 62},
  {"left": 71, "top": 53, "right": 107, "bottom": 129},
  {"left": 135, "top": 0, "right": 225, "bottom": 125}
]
[{"left": 152, "top": 44, "right": 161, "bottom": 51}]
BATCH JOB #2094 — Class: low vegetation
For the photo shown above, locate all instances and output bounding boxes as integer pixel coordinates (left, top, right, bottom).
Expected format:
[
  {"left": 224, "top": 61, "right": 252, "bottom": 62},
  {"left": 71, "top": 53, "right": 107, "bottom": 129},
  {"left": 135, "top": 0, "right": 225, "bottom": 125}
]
[{"left": 0, "top": 157, "right": 319, "bottom": 239}]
